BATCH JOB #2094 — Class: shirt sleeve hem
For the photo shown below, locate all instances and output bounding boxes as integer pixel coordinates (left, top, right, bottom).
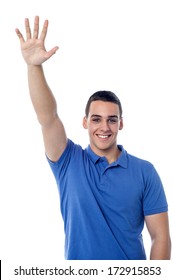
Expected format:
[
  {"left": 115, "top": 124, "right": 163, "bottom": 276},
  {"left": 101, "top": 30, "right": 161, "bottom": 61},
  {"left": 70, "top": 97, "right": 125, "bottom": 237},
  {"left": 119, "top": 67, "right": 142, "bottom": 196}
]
[{"left": 144, "top": 206, "right": 168, "bottom": 216}]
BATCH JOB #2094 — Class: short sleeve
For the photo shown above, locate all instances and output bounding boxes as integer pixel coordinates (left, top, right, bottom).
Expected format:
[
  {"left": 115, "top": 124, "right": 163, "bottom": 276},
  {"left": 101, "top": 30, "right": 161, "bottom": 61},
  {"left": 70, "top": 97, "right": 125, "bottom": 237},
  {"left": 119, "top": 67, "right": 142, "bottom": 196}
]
[
  {"left": 46, "top": 139, "right": 75, "bottom": 182},
  {"left": 143, "top": 164, "right": 168, "bottom": 216}
]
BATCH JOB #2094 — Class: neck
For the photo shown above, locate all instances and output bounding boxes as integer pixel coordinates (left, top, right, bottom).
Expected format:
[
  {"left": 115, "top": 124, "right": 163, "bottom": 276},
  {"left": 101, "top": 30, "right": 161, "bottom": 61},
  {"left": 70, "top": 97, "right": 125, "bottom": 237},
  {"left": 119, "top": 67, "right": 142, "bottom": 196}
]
[
  {"left": 104, "top": 147, "right": 121, "bottom": 164},
  {"left": 91, "top": 144, "right": 121, "bottom": 164}
]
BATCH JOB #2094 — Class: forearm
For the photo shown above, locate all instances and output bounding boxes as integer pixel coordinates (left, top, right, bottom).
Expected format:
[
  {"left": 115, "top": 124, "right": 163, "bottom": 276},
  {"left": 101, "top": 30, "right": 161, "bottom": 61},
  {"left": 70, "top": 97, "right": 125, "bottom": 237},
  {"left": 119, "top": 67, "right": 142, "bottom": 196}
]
[
  {"left": 150, "top": 237, "right": 171, "bottom": 260},
  {"left": 28, "top": 65, "right": 57, "bottom": 126}
]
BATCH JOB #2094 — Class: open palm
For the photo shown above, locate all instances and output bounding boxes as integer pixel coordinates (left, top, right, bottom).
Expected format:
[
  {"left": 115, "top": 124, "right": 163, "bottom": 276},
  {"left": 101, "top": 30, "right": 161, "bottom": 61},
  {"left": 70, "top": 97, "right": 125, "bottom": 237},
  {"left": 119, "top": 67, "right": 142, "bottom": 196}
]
[{"left": 15, "top": 16, "right": 58, "bottom": 65}]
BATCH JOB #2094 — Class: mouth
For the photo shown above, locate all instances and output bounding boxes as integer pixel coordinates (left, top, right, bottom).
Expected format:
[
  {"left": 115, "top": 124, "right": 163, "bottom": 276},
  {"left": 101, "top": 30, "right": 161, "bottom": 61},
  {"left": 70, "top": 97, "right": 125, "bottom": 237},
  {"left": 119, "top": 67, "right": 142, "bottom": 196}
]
[{"left": 96, "top": 134, "right": 112, "bottom": 139}]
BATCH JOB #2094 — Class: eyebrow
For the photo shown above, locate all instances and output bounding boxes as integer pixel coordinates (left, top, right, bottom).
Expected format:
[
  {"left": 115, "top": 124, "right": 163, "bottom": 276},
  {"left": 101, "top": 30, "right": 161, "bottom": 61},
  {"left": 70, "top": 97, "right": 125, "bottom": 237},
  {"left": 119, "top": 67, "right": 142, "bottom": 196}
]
[{"left": 91, "top": 114, "right": 119, "bottom": 118}]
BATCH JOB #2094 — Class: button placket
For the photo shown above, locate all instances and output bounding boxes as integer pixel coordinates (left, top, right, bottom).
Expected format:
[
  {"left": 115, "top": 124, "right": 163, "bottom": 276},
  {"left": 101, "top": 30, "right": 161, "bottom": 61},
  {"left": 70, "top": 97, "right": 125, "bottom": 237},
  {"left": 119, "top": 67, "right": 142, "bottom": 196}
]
[{"left": 98, "top": 159, "right": 111, "bottom": 190}]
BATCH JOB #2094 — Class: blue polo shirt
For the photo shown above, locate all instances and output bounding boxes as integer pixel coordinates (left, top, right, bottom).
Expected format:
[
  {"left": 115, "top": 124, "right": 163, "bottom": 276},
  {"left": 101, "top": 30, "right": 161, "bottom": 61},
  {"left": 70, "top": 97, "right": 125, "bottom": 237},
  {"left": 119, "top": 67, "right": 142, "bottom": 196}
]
[{"left": 47, "top": 139, "right": 168, "bottom": 260}]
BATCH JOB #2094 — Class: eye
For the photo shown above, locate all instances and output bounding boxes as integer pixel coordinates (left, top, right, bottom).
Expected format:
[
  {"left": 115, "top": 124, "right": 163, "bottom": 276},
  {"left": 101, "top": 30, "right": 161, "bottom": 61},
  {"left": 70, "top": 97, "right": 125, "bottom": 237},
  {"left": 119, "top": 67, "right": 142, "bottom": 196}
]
[
  {"left": 108, "top": 118, "right": 118, "bottom": 123},
  {"left": 92, "top": 118, "right": 101, "bottom": 123}
]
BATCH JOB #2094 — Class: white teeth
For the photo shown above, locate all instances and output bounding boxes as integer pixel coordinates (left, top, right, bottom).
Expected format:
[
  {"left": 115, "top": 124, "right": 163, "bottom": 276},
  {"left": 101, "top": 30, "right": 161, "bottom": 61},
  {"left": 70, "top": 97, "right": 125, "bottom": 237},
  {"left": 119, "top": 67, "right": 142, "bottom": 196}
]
[{"left": 98, "top": 135, "right": 109, "bottom": 138}]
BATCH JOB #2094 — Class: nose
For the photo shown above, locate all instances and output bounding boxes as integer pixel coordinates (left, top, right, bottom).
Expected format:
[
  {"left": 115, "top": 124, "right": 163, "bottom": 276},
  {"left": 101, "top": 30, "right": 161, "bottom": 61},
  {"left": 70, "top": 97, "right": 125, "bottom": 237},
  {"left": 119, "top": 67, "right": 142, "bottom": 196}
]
[{"left": 100, "top": 120, "right": 110, "bottom": 131}]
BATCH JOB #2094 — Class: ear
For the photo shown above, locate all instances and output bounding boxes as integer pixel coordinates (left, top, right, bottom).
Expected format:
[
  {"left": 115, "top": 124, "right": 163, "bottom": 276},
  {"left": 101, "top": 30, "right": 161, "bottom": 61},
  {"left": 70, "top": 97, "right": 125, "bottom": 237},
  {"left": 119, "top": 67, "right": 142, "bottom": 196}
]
[
  {"left": 119, "top": 117, "right": 124, "bottom": 130},
  {"left": 83, "top": 116, "right": 88, "bottom": 129}
]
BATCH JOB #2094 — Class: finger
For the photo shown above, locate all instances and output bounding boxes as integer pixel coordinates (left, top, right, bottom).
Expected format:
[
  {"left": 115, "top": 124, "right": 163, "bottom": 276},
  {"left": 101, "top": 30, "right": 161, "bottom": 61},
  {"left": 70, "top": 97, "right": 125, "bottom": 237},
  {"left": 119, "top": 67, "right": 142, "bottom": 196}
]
[
  {"left": 33, "top": 15, "right": 39, "bottom": 39},
  {"left": 48, "top": 46, "right": 59, "bottom": 56},
  {"left": 25, "top": 18, "right": 31, "bottom": 40},
  {"left": 39, "top": 19, "right": 48, "bottom": 41},
  {"left": 15, "top": 28, "right": 25, "bottom": 43},
  {"left": 45, "top": 47, "right": 59, "bottom": 60}
]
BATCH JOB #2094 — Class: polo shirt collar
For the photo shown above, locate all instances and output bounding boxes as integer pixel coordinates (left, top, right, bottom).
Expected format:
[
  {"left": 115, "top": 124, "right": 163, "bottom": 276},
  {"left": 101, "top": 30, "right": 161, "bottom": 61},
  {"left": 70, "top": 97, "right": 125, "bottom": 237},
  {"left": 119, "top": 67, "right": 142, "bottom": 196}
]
[{"left": 86, "top": 144, "right": 128, "bottom": 168}]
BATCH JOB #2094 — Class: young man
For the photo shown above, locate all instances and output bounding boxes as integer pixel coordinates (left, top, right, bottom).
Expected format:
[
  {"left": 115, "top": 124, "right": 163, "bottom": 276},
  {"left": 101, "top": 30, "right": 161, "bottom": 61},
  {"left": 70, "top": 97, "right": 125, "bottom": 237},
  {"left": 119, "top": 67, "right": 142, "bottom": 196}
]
[{"left": 15, "top": 16, "right": 171, "bottom": 260}]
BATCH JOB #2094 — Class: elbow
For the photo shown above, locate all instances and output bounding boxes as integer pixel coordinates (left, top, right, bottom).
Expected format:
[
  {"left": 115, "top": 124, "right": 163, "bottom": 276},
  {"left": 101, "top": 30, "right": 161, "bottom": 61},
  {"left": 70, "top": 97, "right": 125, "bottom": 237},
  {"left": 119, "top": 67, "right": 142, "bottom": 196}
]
[
  {"left": 168, "top": 236, "right": 172, "bottom": 259},
  {"left": 150, "top": 235, "right": 172, "bottom": 260},
  {"left": 37, "top": 112, "right": 58, "bottom": 127}
]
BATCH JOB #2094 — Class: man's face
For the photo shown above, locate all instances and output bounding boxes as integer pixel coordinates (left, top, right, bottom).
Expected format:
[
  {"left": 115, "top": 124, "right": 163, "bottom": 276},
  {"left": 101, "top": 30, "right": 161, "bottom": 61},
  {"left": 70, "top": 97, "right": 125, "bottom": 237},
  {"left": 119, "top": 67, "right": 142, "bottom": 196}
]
[{"left": 83, "top": 100, "right": 123, "bottom": 156}]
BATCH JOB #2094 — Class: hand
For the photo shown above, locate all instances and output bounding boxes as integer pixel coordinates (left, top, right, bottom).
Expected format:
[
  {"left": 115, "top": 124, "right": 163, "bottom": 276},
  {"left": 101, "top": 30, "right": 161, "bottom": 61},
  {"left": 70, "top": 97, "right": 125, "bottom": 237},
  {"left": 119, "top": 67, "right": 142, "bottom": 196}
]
[{"left": 15, "top": 16, "right": 59, "bottom": 65}]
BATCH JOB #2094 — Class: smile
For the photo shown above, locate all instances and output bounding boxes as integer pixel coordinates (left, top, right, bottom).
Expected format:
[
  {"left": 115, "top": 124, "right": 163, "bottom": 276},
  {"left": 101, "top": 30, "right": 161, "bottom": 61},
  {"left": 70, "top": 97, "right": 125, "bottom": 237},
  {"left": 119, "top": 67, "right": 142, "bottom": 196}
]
[{"left": 97, "top": 134, "right": 111, "bottom": 139}]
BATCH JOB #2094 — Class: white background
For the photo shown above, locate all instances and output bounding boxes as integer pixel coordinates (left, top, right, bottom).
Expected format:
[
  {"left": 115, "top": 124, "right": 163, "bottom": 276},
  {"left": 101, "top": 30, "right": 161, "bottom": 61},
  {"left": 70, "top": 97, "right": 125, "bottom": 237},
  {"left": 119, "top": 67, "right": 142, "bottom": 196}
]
[{"left": 0, "top": 0, "right": 172, "bottom": 265}]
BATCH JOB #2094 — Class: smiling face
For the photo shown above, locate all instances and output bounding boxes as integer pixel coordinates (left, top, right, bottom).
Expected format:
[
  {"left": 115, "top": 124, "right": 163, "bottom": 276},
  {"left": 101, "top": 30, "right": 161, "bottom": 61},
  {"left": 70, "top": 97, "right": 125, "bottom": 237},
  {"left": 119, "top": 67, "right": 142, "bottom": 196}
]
[{"left": 83, "top": 100, "right": 123, "bottom": 160}]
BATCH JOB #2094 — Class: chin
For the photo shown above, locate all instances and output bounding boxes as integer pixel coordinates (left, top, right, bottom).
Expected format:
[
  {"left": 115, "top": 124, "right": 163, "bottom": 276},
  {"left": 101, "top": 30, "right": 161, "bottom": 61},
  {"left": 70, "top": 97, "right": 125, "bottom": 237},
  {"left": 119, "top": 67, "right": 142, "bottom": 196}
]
[{"left": 92, "top": 143, "right": 114, "bottom": 153}]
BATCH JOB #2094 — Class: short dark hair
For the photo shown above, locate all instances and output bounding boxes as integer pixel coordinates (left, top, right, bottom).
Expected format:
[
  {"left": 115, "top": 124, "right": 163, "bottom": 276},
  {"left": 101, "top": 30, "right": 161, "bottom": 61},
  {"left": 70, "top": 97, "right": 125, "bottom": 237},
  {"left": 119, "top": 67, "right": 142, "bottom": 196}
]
[{"left": 85, "top": 90, "right": 123, "bottom": 118}]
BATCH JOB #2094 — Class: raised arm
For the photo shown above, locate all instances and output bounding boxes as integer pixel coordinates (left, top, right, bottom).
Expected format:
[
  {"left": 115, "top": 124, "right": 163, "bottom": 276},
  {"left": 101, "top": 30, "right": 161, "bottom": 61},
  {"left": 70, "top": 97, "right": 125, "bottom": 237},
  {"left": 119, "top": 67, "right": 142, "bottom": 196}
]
[{"left": 15, "top": 16, "right": 67, "bottom": 162}]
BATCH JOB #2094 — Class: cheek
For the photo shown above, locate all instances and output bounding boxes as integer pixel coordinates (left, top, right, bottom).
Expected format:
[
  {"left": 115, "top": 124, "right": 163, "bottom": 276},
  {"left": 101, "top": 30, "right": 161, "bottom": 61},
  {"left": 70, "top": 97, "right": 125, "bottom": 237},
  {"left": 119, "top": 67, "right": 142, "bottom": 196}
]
[
  {"left": 87, "top": 124, "right": 98, "bottom": 135},
  {"left": 88, "top": 126, "right": 95, "bottom": 134},
  {"left": 110, "top": 125, "right": 120, "bottom": 134}
]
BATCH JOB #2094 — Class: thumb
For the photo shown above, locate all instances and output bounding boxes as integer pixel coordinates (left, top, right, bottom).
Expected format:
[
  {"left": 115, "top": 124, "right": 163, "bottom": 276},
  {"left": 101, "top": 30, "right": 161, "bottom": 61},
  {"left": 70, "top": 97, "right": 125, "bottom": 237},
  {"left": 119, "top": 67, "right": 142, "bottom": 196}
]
[{"left": 47, "top": 46, "right": 59, "bottom": 58}]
